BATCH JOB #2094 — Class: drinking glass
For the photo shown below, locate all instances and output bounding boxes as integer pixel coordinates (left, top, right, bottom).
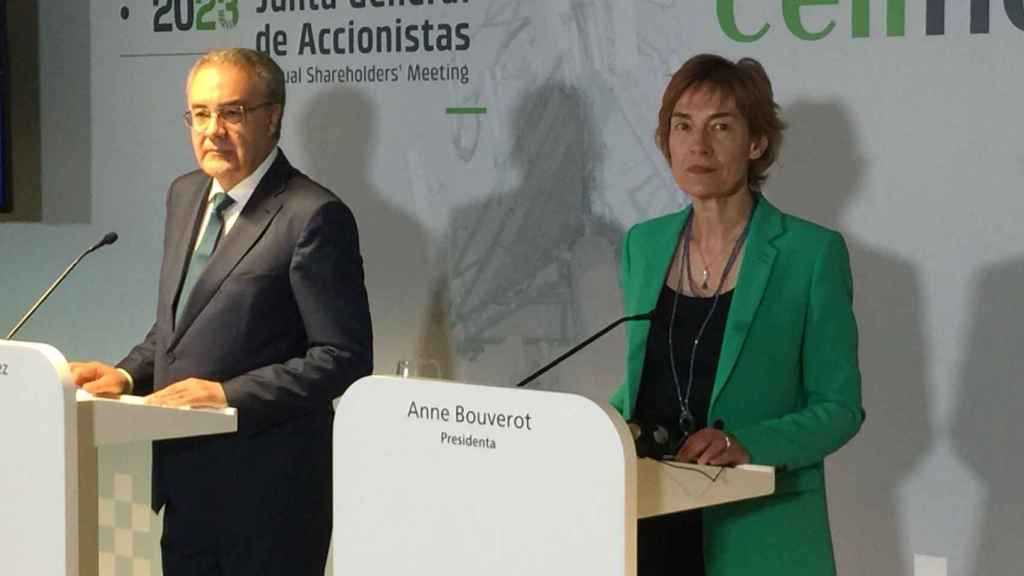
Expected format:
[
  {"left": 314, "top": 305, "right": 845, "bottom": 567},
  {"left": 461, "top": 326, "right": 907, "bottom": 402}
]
[{"left": 395, "top": 358, "right": 441, "bottom": 379}]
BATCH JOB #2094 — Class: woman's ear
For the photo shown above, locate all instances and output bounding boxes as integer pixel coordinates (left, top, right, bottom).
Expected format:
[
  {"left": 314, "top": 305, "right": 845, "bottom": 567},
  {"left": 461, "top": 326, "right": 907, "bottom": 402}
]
[{"left": 749, "top": 134, "right": 768, "bottom": 160}]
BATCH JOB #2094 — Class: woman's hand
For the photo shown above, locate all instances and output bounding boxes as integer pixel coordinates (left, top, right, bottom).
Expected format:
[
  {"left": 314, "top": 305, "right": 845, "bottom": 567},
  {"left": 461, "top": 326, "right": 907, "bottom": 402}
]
[{"left": 675, "top": 427, "right": 750, "bottom": 466}]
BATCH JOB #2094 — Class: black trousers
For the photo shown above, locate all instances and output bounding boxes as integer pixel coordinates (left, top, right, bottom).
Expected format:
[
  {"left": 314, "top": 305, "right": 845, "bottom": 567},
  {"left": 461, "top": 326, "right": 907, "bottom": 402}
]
[
  {"left": 637, "top": 509, "right": 705, "bottom": 576},
  {"left": 160, "top": 500, "right": 330, "bottom": 576}
]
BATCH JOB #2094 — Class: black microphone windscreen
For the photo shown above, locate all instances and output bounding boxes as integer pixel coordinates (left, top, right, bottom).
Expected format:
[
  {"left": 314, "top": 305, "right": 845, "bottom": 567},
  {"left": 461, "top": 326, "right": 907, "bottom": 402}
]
[
  {"left": 652, "top": 425, "right": 670, "bottom": 446},
  {"left": 86, "top": 232, "right": 119, "bottom": 254}
]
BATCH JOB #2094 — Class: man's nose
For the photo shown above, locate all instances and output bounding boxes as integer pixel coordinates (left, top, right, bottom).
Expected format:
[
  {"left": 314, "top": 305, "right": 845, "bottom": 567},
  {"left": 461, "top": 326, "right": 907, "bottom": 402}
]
[{"left": 203, "top": 113, "right": 227, "bottom": 137}]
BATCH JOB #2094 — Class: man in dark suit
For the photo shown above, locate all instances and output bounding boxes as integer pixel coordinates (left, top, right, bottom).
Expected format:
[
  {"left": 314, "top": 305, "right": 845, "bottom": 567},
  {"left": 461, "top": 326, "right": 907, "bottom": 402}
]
[{"left": 70, "top": 48, "right": 373, "bottom": 575}]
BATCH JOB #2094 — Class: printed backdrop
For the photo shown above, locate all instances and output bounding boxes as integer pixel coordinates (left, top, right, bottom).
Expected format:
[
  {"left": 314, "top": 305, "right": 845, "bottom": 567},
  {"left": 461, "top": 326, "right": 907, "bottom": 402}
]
[{"left": 2, "top": 1, "right": 1023, "bottom": 574}]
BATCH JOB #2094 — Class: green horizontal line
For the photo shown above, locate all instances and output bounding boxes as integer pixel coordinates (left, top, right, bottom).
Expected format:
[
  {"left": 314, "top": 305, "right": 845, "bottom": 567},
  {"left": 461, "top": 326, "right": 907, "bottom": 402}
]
[{"left": 446, "top": 107, "right": 487, "bottom": 115}]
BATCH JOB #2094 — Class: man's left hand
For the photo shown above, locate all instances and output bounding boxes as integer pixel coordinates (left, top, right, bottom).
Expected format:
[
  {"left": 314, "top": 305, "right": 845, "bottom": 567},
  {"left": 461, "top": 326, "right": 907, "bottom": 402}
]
[{"left": 145, "top": 378, "right": 227, "bottom": 409}]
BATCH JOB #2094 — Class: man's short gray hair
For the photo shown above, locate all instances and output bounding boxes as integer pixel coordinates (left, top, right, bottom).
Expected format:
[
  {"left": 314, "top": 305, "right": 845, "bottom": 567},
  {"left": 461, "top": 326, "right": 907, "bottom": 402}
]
[{"left": 187, "top": 48, "right": 286, "bottom": 138}]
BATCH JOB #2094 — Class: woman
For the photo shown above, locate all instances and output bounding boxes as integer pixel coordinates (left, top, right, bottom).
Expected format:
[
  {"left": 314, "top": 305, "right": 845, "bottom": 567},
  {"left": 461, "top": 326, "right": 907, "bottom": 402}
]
[{"left": 610, "top": 54, "right": 864, "bottom": 576}]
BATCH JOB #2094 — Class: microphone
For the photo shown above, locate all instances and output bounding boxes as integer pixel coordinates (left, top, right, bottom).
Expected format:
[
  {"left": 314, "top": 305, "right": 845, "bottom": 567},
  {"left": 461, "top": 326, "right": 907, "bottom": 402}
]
[
  {"left": 629, "top": 421, "right": 674, "bottom": 459},
  {"left": 514, "top": 310, "right": 653, "bottom": 388},
  {"left": 87, "top": 232, "right": 119, "bottom": 254},
  {"left": 5, "top": 232, "right": 119, "bottom": 340}
]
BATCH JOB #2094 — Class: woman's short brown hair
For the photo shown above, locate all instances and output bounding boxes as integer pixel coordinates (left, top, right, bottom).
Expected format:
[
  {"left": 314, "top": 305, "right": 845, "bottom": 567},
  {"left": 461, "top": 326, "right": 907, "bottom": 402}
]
[{"left": 655, "top": 54, "right": 785, "bottom": 192}]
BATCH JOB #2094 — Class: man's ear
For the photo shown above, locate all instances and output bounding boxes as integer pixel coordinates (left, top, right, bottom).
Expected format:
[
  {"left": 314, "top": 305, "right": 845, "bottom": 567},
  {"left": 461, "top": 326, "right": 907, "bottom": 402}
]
[{"left": 269, "top": 104, "right": 283, "bottom": 136}]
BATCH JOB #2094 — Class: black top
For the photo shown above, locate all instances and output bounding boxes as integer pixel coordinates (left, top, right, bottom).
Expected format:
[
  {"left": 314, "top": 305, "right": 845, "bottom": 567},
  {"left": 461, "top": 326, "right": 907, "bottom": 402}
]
[
  {"left": 634, "top": 284, "right": 734, "bottom": 454},
  {"left": 634, "top": 284, "right": 733, "bottom": 576}
]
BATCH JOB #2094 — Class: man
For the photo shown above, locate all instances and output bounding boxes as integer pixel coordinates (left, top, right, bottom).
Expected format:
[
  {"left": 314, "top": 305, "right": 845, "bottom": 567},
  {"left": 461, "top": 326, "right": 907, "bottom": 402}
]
[{"left": 71, "top": 48, "right": 373, "bottom": 575}]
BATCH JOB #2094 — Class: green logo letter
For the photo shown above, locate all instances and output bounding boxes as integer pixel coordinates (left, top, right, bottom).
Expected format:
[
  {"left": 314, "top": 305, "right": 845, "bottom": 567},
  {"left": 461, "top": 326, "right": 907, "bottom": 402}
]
[
  {"left": 718, "top": 0, "right": 770, "bottom": 42},
  {"left": 852, "top": 0, "right": 906, "bottom": 38},
  {"left": 783, "top": 0, "right": 838, "bottom": 41}
]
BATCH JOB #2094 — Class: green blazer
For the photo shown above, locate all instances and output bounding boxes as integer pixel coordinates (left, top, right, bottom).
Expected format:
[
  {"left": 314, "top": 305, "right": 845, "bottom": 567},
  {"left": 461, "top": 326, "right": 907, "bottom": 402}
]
[{"left": 610, "top": 197, "right": 863, "bottom": 576}]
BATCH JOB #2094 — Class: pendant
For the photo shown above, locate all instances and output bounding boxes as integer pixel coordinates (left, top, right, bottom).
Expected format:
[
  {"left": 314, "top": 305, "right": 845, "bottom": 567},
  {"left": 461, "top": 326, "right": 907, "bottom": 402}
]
[
  {"left": 700, "top": 268, "right": 709, "bottom": 290},
  {"left": 678, "top": 409, "right": 695, "bottom": 437}
]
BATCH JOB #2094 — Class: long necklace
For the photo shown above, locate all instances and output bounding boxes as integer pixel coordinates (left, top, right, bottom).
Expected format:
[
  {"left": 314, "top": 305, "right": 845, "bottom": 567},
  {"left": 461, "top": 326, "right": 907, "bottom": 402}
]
[
  {"left": 666, "top": 201, "right": 755, "bottom": 440},
  {"left": 690, "top": 241, "right": 711, "bottom": 291}
]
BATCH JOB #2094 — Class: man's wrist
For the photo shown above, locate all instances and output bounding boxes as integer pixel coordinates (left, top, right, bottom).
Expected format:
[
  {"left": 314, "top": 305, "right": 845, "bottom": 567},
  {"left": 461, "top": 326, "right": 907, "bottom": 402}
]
[{"left": 115, "top": 368, "right": 134, "bottom": 394}]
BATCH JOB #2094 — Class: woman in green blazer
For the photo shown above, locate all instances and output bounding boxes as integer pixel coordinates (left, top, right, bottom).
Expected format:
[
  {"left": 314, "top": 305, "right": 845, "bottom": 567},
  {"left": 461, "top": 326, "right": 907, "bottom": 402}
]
[{"left": 610, "top": 55, "right": 863, "bottom": 576}]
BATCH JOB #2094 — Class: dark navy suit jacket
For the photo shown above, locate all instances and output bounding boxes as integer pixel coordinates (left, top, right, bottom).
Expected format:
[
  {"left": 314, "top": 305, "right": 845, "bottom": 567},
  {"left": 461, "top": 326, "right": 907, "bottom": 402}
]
[{"left": 118, "top": 150, "right": 373, "bottom": 551}]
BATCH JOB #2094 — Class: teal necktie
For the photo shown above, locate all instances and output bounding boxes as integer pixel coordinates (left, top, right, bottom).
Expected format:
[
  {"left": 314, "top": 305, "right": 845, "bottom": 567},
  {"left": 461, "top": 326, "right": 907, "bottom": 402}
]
[{"left": 176, "top": 192, "right": 235, "bottom": 326}]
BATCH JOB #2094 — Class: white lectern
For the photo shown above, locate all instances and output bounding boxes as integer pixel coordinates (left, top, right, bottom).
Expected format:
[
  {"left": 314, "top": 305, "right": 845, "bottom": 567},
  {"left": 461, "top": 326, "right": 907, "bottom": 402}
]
[
  {"left": 332, "top": 376, "right": 773, "bottom": 576},
  {"left": 0, "top": 340, "right": 237, "bottom": 576}
]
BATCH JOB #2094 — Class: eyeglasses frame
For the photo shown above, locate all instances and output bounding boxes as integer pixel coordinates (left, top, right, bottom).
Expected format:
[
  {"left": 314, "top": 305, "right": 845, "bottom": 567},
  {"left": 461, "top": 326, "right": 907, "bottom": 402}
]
[{"left": 183, "top": 101, "right": 276, "bottom": 131}]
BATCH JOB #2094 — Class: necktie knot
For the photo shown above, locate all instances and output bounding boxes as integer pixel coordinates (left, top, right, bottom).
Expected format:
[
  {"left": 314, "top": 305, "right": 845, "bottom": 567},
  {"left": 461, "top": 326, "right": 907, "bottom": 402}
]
[{"left": 211, "top": 192, "right": 234, "bottom": 215}]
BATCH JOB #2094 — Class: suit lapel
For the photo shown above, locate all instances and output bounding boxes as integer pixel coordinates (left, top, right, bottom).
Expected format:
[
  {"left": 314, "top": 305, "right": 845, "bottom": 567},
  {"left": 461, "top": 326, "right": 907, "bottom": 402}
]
[
  {"left": 163, "top": 177, "right": 210, "bottom": 334},
  {"left": 709, "top": 198, "right": 783, "bottom": 409},
  {"left": 169, "top": 153, "right": 293, "bottom": 350}
]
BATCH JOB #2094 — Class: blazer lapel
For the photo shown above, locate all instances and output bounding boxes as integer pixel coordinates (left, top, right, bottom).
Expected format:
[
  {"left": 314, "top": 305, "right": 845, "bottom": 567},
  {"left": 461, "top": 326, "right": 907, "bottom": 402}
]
[
  {"left": 638, "top": 209, "right": 689, "bottom": 313},
  {"left": 709, "top": 198, "right": 783, "bottom": 409},
  {"left": 169, "top": 153, "right": 292, "bottom": 349}
]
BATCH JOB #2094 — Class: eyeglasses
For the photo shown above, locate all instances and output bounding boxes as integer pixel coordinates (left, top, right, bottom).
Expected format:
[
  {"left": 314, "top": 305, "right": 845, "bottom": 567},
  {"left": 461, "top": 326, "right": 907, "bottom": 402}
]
[{"left": 184, "top": 102, "right": 274, "bottom": 131}]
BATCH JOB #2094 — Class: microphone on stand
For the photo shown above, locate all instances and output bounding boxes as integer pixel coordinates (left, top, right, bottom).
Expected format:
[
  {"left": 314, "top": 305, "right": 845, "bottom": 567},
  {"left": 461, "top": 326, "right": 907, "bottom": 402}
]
[
  {"left": 514, "top": 310, "right": 653, "bottom": 388},
  {"left": 5, "top": 232, "right": 119, "bottom": 340}
]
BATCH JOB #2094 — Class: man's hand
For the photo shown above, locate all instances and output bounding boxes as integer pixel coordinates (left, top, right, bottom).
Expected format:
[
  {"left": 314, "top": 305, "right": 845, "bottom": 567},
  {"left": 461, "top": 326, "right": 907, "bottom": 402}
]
[
  {"left": 675, "top": 427, "right": 751, "bottom": 466},
  {"left": 69, "top": 361, "right": 130, "bottom": 397},
  {"left": 145, "top": 378, "right": 227, "bottom": 409}
]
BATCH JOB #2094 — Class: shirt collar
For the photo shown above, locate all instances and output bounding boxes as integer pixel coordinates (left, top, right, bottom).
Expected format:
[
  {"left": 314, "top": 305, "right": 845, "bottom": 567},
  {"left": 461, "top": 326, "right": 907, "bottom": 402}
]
[{"left": 209, "top": 147, "right": 280, "bottom": 211}]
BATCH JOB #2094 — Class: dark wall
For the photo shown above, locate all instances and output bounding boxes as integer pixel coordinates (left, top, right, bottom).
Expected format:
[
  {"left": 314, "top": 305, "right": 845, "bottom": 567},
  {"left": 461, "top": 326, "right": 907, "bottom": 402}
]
[{"left": 0, "top": 0, "right": 41, "bottom": 222}]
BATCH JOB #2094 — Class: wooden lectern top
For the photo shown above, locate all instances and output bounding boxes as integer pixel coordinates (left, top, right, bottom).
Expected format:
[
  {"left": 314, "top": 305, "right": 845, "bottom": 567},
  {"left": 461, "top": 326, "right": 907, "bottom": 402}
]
[{"left": 636, "top": 458, "right": 774, "bottom": 518}]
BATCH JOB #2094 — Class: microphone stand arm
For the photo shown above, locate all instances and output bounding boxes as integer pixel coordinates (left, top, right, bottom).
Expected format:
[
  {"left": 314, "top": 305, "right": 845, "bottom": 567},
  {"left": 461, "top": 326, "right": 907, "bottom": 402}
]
[
  {"left": 6, "top": 249, "right": 93, "bottom": 340},
  {"left": 514, "top": 312, "right": 650, "bottom": 388}
]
